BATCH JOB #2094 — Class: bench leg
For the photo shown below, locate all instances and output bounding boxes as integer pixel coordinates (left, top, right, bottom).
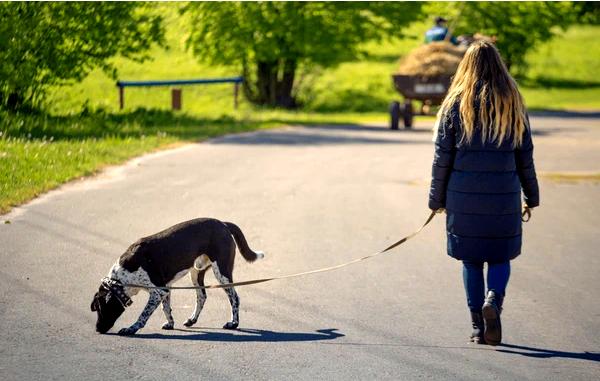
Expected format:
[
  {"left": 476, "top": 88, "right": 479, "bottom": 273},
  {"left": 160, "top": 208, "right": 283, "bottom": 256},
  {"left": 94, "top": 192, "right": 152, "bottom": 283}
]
[{"left": 119, "top": 86, "right": 124, "bottom": 110}]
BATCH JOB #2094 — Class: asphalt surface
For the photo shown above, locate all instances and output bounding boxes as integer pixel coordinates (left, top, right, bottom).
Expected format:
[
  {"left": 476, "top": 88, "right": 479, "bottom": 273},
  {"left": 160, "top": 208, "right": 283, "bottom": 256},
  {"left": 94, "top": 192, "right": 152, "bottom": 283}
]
[{"left": 1, "top": 115, "right": 599, "bottom": 380}]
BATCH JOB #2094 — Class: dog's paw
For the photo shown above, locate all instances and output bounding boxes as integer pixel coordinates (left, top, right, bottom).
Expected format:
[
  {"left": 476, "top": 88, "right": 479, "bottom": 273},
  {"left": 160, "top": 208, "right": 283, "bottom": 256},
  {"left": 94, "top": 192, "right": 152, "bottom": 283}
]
[
  {"left": 162, "top": 322, "right": 174, "bottom": 330},
  {"left": 118, "top": 327, "right": 138, "bottom": 336},
  {"left": 183, "top": 318, "right": 196, "bottom": 327},
  {"left": 223, "top": 321, "right": 239, "bottom": 330}
]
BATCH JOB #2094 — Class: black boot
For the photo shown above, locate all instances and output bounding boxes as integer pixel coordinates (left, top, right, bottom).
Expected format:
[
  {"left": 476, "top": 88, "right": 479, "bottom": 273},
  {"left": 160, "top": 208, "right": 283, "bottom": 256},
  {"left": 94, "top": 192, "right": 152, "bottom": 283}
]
[
  {"left": 469, "top": 311, "right": 485, "bottom": 344},
  {"left": 482, "top": 290, "right": 504, "bottom": 346}
]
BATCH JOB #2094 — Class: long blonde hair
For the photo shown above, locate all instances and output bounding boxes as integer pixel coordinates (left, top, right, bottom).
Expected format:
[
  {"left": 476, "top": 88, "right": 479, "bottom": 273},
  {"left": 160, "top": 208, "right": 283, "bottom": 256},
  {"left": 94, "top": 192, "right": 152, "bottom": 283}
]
[{"left": 437, "top": 41, "right": 526, "bottom": 147}]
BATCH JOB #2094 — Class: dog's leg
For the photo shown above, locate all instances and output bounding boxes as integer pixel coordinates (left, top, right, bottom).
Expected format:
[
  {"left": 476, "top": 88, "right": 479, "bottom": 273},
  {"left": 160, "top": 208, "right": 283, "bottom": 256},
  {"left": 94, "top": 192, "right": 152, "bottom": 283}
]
[
  {"left": 184, "top": 268, "right": 208, "bottom": 327},
  {"left": 118, "top": 289, "right": 166, "bottom": 336},
  {"left": 161, "top": 291, "right": 175, "bottom": 330},
  {"left": 212, "top": 262, "right": 240, "bottom": 330}
]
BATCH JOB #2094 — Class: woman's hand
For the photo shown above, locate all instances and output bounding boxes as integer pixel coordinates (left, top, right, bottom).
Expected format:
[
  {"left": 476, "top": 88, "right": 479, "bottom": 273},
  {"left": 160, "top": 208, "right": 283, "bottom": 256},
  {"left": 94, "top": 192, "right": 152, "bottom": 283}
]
[{"left": 522, "top": 206, "right": 532, "bottom": 222}]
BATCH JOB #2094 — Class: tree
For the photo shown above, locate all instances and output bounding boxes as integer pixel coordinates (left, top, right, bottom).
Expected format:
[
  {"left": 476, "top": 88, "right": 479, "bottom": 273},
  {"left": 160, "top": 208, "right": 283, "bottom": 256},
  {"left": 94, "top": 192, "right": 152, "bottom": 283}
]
[
  {"left": 0, "top": 2, "right": 165, "bottom": 111},
  {"left": 574, "top": 1, "right": 600, "bottom": 24},
  {"left": 184, "top": 2, "right": 423, "bottom": 108},
  {"left": 427, "top": 2, "right": 578, "bottom": 73}
]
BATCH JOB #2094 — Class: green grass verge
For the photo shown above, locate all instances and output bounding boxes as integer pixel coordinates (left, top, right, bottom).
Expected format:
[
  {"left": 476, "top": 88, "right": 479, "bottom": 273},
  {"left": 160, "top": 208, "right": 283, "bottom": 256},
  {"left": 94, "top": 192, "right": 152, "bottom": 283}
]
[
  {"left": 521, "top": 87, "right": 600, "bottom": 111},
  {"left": 522, "top": 25, "right": 600, "bottom": 111},
  {"left": 540, "top": 172, "right": 600, "bottom": 183},
  {"left": 0, "top": 112, "right": 218, "bottom": 214},
  {"left": 0, "top": 108, "right": 397, "bottom": 215},
  {"left": 0, "top": 135, "right": 173, "bottom": 215}
]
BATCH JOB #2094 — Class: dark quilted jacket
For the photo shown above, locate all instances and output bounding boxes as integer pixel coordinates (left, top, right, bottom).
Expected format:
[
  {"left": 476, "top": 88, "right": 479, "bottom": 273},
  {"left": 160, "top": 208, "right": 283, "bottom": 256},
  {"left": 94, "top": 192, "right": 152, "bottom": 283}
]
[{"left": 429, "top": 102, "right": 539, "bottom": 263}]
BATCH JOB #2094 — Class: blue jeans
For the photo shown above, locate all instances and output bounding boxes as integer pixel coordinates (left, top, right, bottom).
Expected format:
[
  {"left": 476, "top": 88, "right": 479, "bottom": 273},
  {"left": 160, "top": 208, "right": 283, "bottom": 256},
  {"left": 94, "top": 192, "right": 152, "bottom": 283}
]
[{"left": 462, "top": 261, "right": 510, "bottom": 312}]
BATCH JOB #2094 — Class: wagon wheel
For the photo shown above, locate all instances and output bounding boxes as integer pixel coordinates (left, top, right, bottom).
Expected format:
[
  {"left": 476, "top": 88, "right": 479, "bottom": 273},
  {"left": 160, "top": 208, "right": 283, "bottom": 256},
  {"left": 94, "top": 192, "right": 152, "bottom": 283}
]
[
  {"left": 403, "top": 100, "right": 413, "bottom": 129},
  {"left": 389, "top": 101, "right": 400, "bottom": 130}
]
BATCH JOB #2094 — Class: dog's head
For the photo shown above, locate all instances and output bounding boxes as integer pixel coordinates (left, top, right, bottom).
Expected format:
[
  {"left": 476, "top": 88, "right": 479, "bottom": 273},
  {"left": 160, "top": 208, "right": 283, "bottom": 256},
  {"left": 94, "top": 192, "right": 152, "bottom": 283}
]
[{"left": 91, "top": 278, "right": 131, "bottom": 333}]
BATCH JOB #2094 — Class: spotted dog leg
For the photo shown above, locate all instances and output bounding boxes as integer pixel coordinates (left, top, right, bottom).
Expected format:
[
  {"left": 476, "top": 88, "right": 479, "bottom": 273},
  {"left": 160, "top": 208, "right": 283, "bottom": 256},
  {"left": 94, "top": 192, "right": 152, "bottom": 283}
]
[
  {"left": 212, "top": 262, "right": 239, "bottom": 330},
  {"left": 161, "top": 291, "right": 175, "bottom": 330},
  {"left": 184, "top": 267, "right": 208, "bottom": 327},
  {"left": 118, "top": 289, "right": 166, "bottom": 336}
]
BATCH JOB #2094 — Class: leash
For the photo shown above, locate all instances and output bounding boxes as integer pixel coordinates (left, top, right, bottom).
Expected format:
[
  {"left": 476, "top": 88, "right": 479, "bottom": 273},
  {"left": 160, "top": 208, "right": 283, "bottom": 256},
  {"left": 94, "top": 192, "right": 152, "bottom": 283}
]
[{"left": 124, "top": 211, "right": 437, "bottom": 291}]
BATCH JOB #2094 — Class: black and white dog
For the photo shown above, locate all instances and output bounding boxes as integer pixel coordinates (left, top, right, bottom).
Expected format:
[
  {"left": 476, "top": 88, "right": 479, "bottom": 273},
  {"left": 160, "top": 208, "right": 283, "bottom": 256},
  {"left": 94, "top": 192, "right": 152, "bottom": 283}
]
[{"left": 91, "top": 218, "right": 264, "bottom": 335}]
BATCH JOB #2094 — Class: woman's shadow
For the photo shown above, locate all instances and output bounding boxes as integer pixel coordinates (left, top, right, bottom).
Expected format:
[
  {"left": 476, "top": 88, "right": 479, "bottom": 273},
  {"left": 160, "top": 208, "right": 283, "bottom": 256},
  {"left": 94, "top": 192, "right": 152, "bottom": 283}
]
[
  {"left": 497, "top": 343, "right": 600, "bottom": 363},
  {"left": 115, "top": 328, "right": 344, "bottom": 343}
]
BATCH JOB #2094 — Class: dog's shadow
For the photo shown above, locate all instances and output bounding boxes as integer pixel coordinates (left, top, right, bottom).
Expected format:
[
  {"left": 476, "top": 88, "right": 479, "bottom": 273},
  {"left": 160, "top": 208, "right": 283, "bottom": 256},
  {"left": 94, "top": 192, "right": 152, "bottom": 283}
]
[{"left": 111, "top": 328, "right": 344, "bottom": 343}]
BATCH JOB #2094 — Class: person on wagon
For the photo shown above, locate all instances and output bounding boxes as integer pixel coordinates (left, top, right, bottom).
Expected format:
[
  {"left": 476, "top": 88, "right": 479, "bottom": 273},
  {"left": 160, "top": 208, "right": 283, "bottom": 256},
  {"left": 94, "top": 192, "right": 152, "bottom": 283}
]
[{"left": 425, "top": 16, "right": 458, "bottom": 45}]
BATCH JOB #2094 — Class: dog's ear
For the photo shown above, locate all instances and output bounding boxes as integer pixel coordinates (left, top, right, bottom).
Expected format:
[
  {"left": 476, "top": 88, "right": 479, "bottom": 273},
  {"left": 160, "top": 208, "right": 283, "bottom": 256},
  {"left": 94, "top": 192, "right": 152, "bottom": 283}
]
[{"left": 91, "top": 293, "right": 99, "bottom": 311}]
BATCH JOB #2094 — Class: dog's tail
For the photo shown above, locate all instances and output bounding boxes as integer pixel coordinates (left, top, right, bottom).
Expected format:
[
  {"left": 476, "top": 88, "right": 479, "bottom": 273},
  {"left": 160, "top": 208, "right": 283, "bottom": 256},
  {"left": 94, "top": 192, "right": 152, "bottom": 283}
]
[{"left": 224, "top": 222, "right": 265, "bottom": 262}]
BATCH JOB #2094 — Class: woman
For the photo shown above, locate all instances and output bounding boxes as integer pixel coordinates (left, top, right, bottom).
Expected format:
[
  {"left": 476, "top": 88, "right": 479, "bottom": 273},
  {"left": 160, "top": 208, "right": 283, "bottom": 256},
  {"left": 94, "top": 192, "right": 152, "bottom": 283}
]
[{"left": 428, "top": 41, "right": 539, "bottom": 345}]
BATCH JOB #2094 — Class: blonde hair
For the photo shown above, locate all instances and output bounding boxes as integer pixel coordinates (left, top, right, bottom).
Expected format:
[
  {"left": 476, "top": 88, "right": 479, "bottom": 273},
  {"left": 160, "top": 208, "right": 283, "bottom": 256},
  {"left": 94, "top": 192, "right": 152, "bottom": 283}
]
[{"left": 437, "top": 41, "right": 526, "bottom": 147}]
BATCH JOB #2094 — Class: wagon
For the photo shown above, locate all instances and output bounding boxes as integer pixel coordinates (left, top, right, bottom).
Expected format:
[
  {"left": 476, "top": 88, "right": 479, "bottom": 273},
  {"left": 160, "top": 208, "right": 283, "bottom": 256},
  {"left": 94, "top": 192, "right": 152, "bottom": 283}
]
[{"left": 389, "top": 74, "right": 452, "bottom": 129}]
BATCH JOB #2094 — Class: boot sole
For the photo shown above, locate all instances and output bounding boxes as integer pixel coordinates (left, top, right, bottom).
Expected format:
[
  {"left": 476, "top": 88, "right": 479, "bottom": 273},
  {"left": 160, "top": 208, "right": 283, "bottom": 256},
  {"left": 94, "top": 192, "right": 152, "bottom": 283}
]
[
  {"left": 470, "top": 336, "right": 486, "bottom": 345},
  {"left": 482, "top": 304, "right": 501, "bottom": 346}
]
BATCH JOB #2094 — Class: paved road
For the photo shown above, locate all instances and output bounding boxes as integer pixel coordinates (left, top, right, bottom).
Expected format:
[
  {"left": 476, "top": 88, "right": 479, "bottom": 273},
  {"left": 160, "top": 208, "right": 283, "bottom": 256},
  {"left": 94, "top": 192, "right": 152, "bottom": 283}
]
[{"left": 1, "top": 116, "right": 599, "bottom": 380}]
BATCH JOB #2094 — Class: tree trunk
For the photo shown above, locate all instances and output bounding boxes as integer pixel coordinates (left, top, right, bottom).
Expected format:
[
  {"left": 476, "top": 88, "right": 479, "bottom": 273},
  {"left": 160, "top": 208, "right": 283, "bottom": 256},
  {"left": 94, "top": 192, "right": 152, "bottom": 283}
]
[
  {"left": 6, "top": 92, "right": 24, "bottom": 111},
  {"left": 241, "top": 59, "right": 258, "bottom": 103},
  {"left": 256, "top": 61, "right": 276, "bottom": 106},
  {"left": 247, "top": 59, "right": 298, "bottom": 108},
  {"left": 277, "top": 59, "right": 297, "bottom": 108}
]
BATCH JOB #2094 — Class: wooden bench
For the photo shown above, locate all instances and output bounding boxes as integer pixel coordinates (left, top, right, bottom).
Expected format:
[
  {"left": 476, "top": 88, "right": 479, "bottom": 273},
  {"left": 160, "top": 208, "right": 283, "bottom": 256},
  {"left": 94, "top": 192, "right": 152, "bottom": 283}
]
[{"left": 116, "top": 77, "right": 244, "bottom": 110}]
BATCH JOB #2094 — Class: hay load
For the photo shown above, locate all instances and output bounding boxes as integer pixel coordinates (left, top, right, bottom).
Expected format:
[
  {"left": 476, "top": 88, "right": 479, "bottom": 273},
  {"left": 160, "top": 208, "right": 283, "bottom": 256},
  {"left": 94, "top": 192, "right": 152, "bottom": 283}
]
[{"left": 397, "top": 41, "right": 467, "bottom": 77}]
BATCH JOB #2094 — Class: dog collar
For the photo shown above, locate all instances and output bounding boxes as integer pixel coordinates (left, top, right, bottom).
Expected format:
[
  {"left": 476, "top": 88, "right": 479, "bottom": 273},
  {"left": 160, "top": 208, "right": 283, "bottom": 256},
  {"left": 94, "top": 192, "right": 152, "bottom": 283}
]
[{"left": 101, "top": 277, "right": 133, "bottom": 308}]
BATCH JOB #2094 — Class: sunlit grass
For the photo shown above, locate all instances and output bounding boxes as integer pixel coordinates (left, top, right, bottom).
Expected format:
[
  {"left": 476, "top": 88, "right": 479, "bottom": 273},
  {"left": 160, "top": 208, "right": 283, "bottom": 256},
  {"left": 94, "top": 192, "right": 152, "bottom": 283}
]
[
  {"left": 540, "top": 172, "right": 600, "bottom": 183},
  {"left": 521, "top": 87, "right": 600, "bottom": 111},
  {"left": 521, "top": 25, "right": 600, "bottom": 111},
  {"left": 0, "top": 108, "right": 392, "bottom": 214},
  {"left": 0, "top": 135, "right": 173, "bottom": 214}
]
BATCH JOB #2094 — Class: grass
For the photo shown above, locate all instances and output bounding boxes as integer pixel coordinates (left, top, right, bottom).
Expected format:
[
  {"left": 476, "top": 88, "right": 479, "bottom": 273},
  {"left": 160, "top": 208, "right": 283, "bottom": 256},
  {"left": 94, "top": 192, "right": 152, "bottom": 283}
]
[
  {"left": 0, "top": 133, "right": 173, "bottom": 214},
  {"left": 521, "top": 25, "right": 600, "bottom": 111},
  {"left": 1, "top": 11, "right": 599, "bottom": 214},
  {"left": 0, "top": 108, "right": 393, "bottom": 214},
  {"left": 539, "top": 172, "right": 600, "bottom": 184},
  {"left": 0, "top": 110, "right": 254, "bottom": 214},
  {"left": 521, "top": 87, "right": 600, "bottom": 112},
  {"left": 46, "top": 20, "right": 426, "bottom": 117},
  {"left": 46, "top": 20, "right": 600, "bottom": 116}
]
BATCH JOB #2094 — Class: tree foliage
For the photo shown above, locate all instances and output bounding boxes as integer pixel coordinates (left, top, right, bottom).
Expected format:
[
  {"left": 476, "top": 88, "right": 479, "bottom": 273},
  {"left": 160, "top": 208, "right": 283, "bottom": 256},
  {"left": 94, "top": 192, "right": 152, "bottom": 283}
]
[
  {"left": 574, "top": 1, "right": 600, "bottom": 25},
  {"left": 0, "top": 2, "right": 164, "bottom": 110},
  {"left": 184, "top": 2, "right": 423, "bottom": 108},
  {"left": 427, "top": 2, "right": 579, "bottom": 73}
]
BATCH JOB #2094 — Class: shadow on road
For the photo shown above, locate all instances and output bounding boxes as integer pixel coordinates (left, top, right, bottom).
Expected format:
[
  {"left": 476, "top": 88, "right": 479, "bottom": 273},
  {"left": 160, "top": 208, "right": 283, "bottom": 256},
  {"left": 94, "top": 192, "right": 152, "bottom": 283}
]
[
  {"left": 531, "top": 127, "right": 588, "bottom": 137},
  {"left": 209, "top": 127, "right": 432, "bottom": 146},
  {"left": 529, "top": 110, "right": 600, "bottom": 119},
  {"left": 115, "top": 328, "right": 344, "bottom": 342},
  {"left": 496, "top": 343, "right": 600, "bottom": 362},
  {"left": 319, "top": 341, "right": 495, "bottom": 352},
  {"left": 301, "top": 124, "right": 433, "bottom": 134},
  {"left": 316, "top": 341, "right": 600, "bottom": 362}
]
